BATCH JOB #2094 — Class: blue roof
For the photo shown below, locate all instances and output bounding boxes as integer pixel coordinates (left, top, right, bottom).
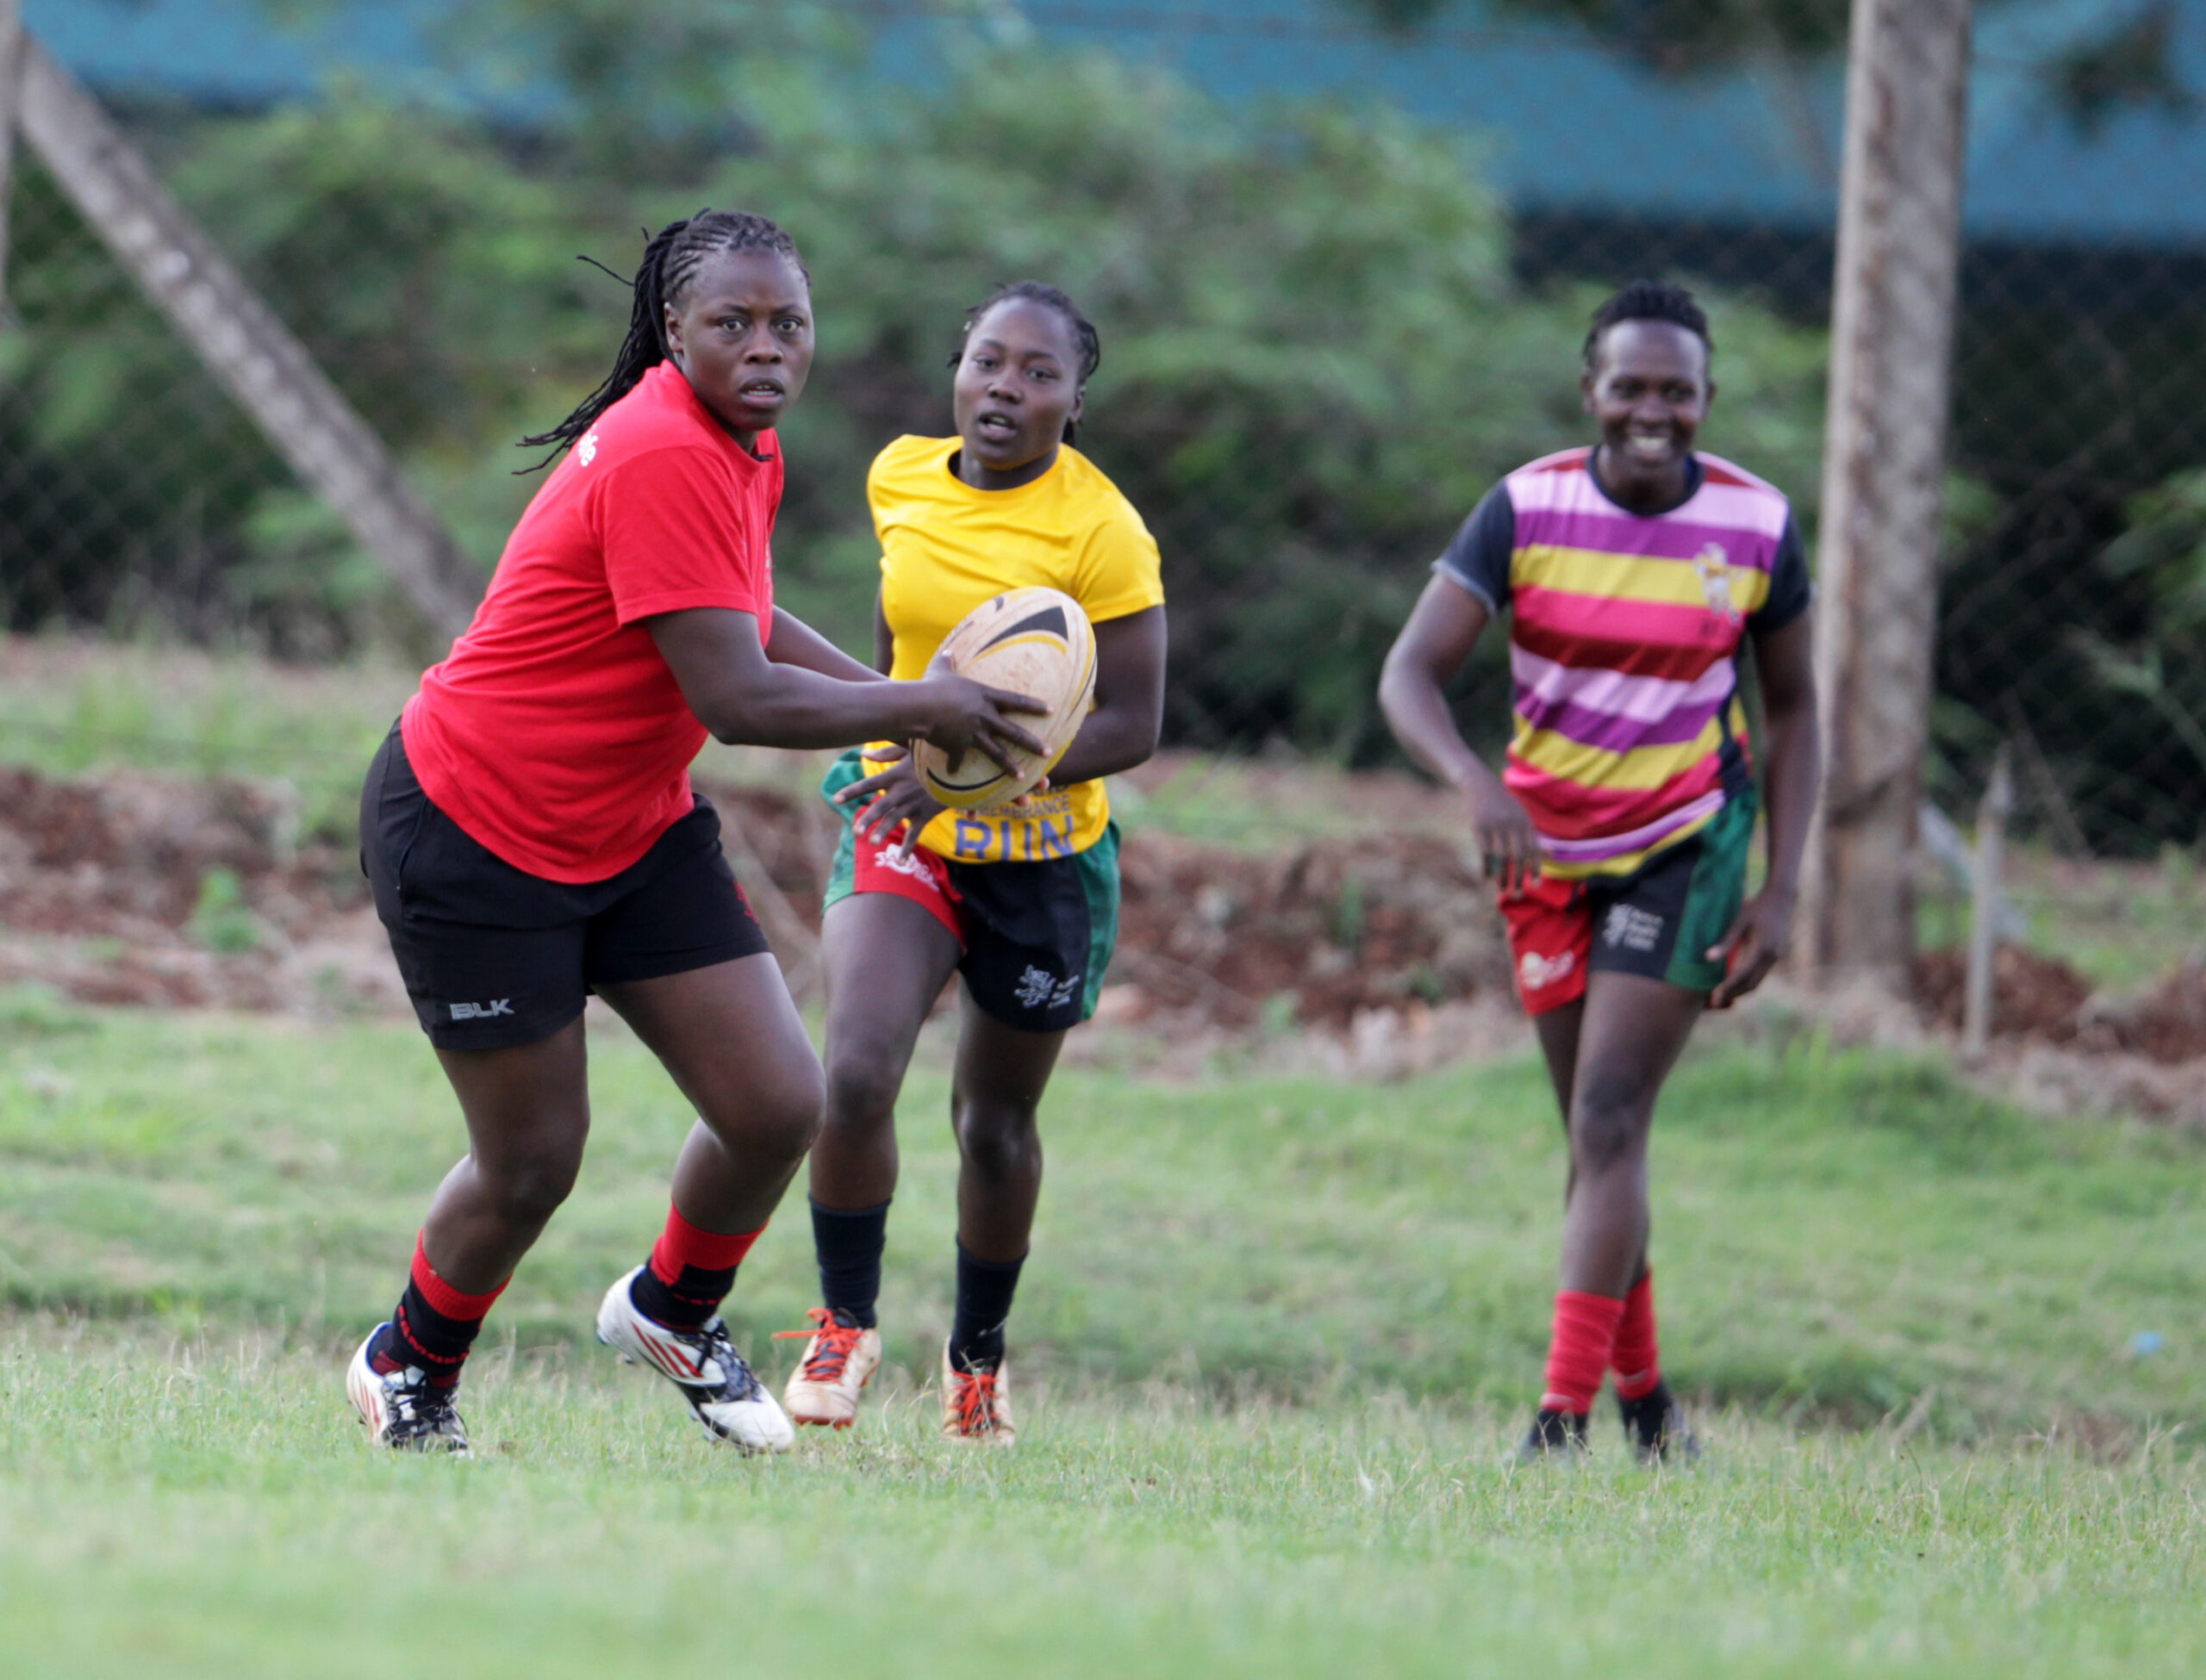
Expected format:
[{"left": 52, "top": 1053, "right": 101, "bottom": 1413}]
[
  {"left": 29, "top": 0, "right": 2206, "bottom": 246},
  {"left": 27, "top": 0, "right": 453, "bottom": 106}
]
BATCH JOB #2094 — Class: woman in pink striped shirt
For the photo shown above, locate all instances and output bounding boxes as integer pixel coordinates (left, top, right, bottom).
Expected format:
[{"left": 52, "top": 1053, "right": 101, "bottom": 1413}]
[{"left": 1379, "top": 280, "right": 1822, "bottom": 1463}]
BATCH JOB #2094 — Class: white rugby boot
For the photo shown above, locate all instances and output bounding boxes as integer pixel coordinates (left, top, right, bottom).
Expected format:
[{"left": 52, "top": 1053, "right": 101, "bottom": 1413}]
[
  {"left": 938, "top": 1342, "right": 1016, "bottom": 1447},
  {"left": 346, "top": 1326, "right": 470, "bottom": 1455},
  {"left": 776, "top": 1307, "right": 883, "bottom": 1429},
  {"left": 595, "top": 1266, "right": 794, "bottom": 1453}
]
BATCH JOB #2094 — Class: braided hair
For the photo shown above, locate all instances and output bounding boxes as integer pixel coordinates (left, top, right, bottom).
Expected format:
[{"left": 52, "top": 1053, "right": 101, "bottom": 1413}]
[
  {"left": 1582, "top": 278, "right": 1711, "bottom": 370},
  {"left": 950, "top": 281, "right": 1101, "bottom": 445},
  {"left": 520, "top": 209, "right": 808, "bottom": 469}
]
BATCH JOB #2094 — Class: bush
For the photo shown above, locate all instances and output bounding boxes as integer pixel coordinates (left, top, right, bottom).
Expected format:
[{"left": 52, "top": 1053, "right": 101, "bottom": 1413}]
[{"left": 1, "top": 16, "right": 1828, "bottom": 758}]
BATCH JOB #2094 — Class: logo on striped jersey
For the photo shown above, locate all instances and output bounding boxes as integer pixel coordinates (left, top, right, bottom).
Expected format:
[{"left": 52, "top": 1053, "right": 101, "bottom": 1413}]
[{"left": 1692, "top": 543, "right": 1742, "bottom": 625}]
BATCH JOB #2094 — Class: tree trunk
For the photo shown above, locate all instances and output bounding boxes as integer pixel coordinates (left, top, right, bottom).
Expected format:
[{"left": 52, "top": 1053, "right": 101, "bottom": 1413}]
[{"left": 1802, "top": 0, "right": 1973, "bottom": 986}]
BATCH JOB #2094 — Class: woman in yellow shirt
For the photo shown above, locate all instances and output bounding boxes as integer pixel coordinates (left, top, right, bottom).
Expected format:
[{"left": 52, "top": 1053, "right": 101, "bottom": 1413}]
[{"left": 780, "top": 283, "right": 1168, "bottom": 1441}]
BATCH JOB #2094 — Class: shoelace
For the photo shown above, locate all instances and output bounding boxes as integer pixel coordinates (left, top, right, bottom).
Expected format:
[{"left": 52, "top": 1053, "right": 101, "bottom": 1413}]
[
  {"left": 687, "top": 1318, "right": 763, "bottom": 1401},
  {"left": 775, "top": 1308, "right": 863, "bottom": 1382},
  {"left": 382, "top": 1372, "right": 463, "bottom": 1441},
  {"left": 948, "top": 1365, "right": 1002, "bottom": 1435}
]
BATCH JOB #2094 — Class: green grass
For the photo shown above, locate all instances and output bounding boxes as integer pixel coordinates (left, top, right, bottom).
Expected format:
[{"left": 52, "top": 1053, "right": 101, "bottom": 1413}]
[
  {"left": 3, "top": 999, "right": 2201, "bottom": 1434},
  {"left": 2007, "top": 848, "right": 2206, "bottom": 991},
  {"left": 1914, "top": 844, "right": 2206, "bottom": 992},
  {"left": 0, "top": 635, "right": 416, "bottom": 842},
  {"left": 3, "top": 1003, "right": 2204, "bottom": 1673},
  {"left": 3, "top": 1330, "right": 2202, "bottom": 1680}
]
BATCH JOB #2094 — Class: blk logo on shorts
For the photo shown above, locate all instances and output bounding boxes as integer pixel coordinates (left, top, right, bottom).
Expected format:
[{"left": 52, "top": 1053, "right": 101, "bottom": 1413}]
[
  {"left": 1601, "top": 905, "right": 1664, "bottom": 953},
  {"left": 449, "top": 999, "right": 514, "bottom": 1021}
]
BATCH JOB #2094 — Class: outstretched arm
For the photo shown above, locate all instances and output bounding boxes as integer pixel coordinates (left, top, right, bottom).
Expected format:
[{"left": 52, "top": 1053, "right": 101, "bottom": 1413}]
[
  {"left": 765, "top": 607, "right": 882, "bottom": 685},
  {"left": 1379, "top": 576, "right": 1541, "bottom": 893},
  {"left": 646, "top": 607, "right": 1046, "bottom": 764},
  {"left": 1707, "top": 610, "right": 1821, "bottom": 1007}
]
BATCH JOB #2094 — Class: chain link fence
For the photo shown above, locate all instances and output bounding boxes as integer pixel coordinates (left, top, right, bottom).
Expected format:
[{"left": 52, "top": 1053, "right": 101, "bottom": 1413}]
[
  {"left": 3, "top": 146, "right": 295, "bottom": 644},
  {"left": 7, "top": 1, "right": 2206, "bottom": 878}
]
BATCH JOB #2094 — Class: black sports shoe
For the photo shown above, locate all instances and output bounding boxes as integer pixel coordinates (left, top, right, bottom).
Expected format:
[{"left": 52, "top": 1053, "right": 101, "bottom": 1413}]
[
  {"left": 346, "top": 1326, "right": 470, "bottom": 1455},
  {"left": 1516, "top": 1407, "right": 1589, "bottom": 1463},
  {"left": 1617, "top": 1380, "right": 1700, "bottom": 1465}
]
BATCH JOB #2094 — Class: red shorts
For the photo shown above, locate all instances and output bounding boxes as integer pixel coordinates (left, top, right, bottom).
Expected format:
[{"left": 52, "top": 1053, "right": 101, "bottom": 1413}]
[
  {"left": 844, "top": 830, "right": 965, "bottom": 942},
  {"left": 1499, "top": 793, "right": 1757, "bottom": 1015},
  {"left": 1499, "top": 874, "right": 1597, "bottom": 1015}
]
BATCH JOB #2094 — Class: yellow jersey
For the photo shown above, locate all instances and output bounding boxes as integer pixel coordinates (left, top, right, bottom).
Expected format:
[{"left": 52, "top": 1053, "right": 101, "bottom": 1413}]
[{"left": 868, "top": 434, "right": 1165, "bottom": 863}]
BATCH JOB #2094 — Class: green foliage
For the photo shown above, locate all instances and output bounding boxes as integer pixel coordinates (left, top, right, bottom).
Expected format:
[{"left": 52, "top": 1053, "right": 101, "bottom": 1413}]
[
  {"left": 2046, "top": 2, "right": 2198, "bottom": 136},
  {"left": 1331, "top": 0, "right": 1854, "bottom": 66},
  {"left": 700, "top": 44, "right": 1826, "bottom": 754},
  {"left": 165, "top": 98, "right": 601, "bottom": 451},
  {"left": 0, "top": 97, "right": 603, "bottom": 652},
  {"left": 2106, "top": 468, "right": 2206, "bottom": 638},
  {"left": 433, "top": 0, "right": 857, "bottom": 171},
  {"left": 6, "top": 12, "right": 1826, "bottom": 750}
]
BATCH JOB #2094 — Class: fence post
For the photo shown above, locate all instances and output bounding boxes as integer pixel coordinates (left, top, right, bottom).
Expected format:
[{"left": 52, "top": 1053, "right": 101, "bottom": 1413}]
[
  {"left": 0, "top": 0, "right": 21, "bottom": 301},
  {"left": 1961, "top": 744, "right": 2012, "bottom": 1061},
  {"left": 1801, "top": 0, "right": 1973, "bottom": 989}
]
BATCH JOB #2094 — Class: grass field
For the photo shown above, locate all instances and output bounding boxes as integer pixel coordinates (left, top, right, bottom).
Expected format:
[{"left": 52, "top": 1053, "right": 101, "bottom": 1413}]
[{"left": 3, "top": 993, "right": 2203, "bottom": 1675}]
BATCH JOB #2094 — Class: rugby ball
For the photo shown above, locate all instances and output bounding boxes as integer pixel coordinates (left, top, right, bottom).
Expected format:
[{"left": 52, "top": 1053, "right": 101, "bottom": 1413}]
[{"left": 912, "top": 587, "right": 1097, "bottom": 810}]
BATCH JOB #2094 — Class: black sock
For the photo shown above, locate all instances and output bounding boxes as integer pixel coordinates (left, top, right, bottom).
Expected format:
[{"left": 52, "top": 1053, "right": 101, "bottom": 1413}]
[
  {"left": 811, "top": 1198, "right": 891, "bottom": 1330},
  {"left": 948, "top": 1241, "right": 1025, "bottom": 1372},
  {"left": 377, "top": 1283, "right": 483, "bottom": 1389},
  {"left": 627, "top": 1260, "right": 738, "bottom": 1332}
]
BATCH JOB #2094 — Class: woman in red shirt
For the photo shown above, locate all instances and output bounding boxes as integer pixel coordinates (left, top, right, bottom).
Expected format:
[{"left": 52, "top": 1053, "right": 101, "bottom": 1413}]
[{"left": 346, "top": 210, "right": 1044, "bottom": 1456}]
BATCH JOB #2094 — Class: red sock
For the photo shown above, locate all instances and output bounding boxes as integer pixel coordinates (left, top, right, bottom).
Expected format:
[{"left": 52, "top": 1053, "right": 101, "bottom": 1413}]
[
  {"left": 649, "top": 1205, "right": 765, "bottom": 1286},
  {"left": 411, "top": 1233, "right": 510, "bottom": 1320},
  {"left": 380, "top": 1234, "right": 508, "bottom": 1383},
  {"left": 1540, "top": 1289, "right": 1625, "bottom": 1414},
  {"left": 1611, "top": 1270, "right": 1662, "bottom": 1401},
  {"left": 630, "top": 1204, "right": 767, "bottom": 1329}
]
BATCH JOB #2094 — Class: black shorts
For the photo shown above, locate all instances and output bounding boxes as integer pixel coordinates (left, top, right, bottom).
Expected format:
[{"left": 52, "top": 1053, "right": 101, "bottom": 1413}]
[{"left": 360, "top": 725, "right": 770, "bottom": 1049}]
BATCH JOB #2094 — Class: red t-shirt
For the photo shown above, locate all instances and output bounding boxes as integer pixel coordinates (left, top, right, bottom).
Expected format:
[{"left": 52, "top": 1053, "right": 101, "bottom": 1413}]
[{"left": 402, "top": 361, "right": 778, "bottom": 882}]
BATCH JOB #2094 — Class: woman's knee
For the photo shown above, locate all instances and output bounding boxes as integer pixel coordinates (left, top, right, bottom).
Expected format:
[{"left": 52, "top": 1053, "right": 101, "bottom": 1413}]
[
  {"left": 823, "top": 1038, "right": 908, "bottom": 1132},
  {"left": 1570, "top": 1068, "right": 1655, "bottom": 1173},
  {"left": 477, "top": 1136, "right": 586, "bottom": 1228},
  {"left": 701, "top": 1048, "right": 825, "bottom": 1161},
  {"left": 954, "top": 1101, "right": 1040, "bottom": 1178}
]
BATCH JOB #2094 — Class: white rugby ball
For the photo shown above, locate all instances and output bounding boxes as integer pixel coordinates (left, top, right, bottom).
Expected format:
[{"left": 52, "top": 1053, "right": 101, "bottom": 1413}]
[{"left": 912, "top": 586, "right": 1097, "bottom": 810}]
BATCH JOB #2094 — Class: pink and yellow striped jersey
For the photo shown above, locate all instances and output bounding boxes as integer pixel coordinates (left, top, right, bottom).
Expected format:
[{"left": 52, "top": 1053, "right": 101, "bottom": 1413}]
[{"left": 1435, "top": 446, "right": 1811, "bottom": 880}]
